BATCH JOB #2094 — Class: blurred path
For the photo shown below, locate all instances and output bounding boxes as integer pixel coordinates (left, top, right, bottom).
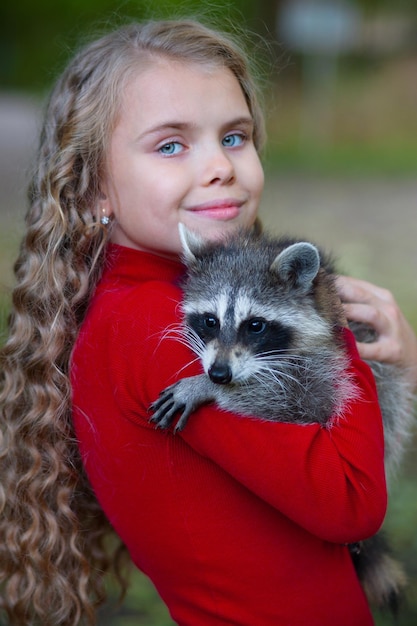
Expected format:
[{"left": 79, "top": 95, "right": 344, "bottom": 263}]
[
  {"left": 1, "top": 92, "right": 416, "bottom": 315},
  {"left": 0, "top": 93, "right": 41, "bottom": 216}
]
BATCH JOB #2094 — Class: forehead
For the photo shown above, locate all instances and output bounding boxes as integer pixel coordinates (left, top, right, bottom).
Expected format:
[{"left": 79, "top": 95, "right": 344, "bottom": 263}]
[{"left": 115, "top": 58, "right": 250, "bottom": 131}]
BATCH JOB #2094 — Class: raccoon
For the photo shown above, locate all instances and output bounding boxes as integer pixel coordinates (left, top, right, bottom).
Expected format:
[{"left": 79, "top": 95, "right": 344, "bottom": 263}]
[{"left": 151, "top": 224, "right": 415, "bottom": 613}]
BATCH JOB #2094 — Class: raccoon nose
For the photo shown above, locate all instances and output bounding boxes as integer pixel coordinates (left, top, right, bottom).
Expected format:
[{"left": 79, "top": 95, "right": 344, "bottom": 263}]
[{"left": 208, "top": 364, "right": 232, "bottom": 385}]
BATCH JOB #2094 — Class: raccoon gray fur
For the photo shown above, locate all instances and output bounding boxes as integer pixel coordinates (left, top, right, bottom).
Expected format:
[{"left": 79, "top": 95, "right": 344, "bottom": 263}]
[
  {"left": 348, "top": 321, "right": 415, "bottom": 478},
  {"left": 151, "top": 224, "right": 415, "bottom": 613}
]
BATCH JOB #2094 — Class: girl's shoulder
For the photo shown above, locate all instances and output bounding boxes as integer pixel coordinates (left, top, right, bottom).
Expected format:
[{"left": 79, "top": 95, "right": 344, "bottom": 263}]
[
  {"left": 89, "top": 243, "right": 185, "bottom": 327},
  {"left": 92, "top": 277, "right": 182, "bottom": 324}
]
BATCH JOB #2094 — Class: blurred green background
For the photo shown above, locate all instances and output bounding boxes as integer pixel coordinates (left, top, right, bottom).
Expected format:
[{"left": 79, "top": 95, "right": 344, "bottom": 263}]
[{"left": 1, "top": 0, "right": 416, "bottom": 624}]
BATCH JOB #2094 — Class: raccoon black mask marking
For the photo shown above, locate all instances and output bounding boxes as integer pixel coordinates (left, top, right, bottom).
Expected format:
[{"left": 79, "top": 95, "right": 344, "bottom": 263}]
[
  {"left": 153, "top": 228, "right": 359, "bottom": 429},
  {"left": 150, "top": 224, "right": 415, "bottom": 614}
]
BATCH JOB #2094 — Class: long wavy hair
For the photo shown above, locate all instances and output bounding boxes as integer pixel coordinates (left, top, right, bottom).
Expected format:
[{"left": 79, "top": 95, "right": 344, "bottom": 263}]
[{"left": 0, "top": 19, "right": 265, "bottom": 625}]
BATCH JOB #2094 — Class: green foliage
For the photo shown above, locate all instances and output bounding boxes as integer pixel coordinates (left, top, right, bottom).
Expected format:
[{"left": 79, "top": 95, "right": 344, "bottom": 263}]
[
  {"left": 373, "top": 458, "right": 417, "bottom": 625},
  {"left": 0, "top": 0, "right": 258, "bottom": 91},
  {"left": 264, "top": 141, "right": 417, "bottom": 177},
  {"left": 98, "top": 570, "right": 175, "bottom": 625},
  {"left": 2, "top": 0, "right": 417, "bottom": 91}
]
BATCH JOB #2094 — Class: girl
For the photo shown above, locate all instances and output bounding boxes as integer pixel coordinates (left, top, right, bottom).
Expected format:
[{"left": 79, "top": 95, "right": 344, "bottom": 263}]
[{"left": 0, "top": 19, "right": 416, "bottom": 626}]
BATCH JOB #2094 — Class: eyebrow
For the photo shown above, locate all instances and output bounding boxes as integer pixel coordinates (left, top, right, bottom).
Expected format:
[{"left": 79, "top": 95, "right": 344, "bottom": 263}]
[
  {"left": 137, "top": 116, "right": 254, "bottom": 141},
  {"left": 224, "top": 116, "right": 254, "bottom": 131},
  {"left": 137, "top": 122, "right": 189, "bottom": 141}
]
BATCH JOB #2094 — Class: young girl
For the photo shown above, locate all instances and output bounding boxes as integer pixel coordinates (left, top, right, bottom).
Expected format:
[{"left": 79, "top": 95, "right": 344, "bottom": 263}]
[{"left": 0, "top": 19, "right": 416, "bottom": 626}]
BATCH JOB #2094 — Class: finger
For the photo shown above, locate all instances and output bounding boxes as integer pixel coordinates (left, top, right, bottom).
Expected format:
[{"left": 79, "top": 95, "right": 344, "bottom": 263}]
[
  {"left": 343, "top": 303, "right": 391, "bottom": 336},
  {"left": 336, "top": 275, "right": 394, "bottom": 305},
  {"left": 355, "top": 338, "right": 400, "bottom": 364}
]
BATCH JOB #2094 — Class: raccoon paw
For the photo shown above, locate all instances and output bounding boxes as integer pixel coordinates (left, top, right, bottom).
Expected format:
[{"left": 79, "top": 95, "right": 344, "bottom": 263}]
[
  {"left": 150, "top": 380, "right": 199, "bottom": 432},
  {"left": 150, "top": 375, "right": 215, "bottom": 432}
]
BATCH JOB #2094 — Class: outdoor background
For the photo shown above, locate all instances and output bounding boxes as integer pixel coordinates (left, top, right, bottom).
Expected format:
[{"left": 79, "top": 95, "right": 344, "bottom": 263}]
[{"left": 0, "top": 0, "right": 416, "bottom": 624}]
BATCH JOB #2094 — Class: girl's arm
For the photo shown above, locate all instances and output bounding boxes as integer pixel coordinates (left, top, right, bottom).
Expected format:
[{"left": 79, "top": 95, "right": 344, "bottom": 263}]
[
  {"left": 157, "top": 333, "right": 386, "bottom": 544},
  {"left": 130, "top": 284, "right": 387, "bottom": 545},
  {"left": 337, "top": 275, "right": 417, "bottom": 390}
]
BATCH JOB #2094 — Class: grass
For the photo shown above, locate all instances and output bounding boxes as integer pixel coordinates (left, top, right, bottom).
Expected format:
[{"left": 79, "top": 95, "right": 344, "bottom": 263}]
[{"left": 264, "top": 140, "right": 417, "bottom": 177}]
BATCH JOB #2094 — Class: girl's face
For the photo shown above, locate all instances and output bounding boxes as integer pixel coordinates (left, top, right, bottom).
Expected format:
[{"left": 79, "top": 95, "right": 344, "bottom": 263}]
[{"left": 99, "top": 58, "right": 264, "bottom": 258}]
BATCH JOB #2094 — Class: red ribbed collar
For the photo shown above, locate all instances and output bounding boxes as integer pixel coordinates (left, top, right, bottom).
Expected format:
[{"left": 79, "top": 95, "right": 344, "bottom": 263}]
[{"left": 99, "top": 243, "right": 185, "bottom": 288}]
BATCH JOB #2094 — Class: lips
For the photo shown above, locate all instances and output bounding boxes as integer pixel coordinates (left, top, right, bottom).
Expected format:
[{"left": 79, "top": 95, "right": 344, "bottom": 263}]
[{"left": 187, "top": 198, "right": 244, "bottom": 220}]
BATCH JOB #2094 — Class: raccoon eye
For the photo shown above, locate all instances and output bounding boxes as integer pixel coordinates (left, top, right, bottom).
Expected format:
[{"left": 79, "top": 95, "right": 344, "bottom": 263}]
[
  {"left": 203, "top": 315, "right": 219, "bottom": 329},
  {"left": 247, "top": 319, "right": 267, "bottom": 334}
]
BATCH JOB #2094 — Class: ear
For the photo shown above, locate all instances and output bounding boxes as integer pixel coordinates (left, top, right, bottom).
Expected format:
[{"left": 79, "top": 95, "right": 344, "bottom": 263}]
[
  {"left": 178, "top": 223, "right": 205, "bottom": 265},
  {"left": 270, "top": 242, "right": 320, "bottom": 292}
]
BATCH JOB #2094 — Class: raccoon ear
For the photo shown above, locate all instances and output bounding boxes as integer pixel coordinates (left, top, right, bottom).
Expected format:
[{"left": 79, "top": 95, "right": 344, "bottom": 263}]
[
  {"left": 178, "top": 223, "right": 205, "bottom": 265},
  {"left": 270, "top": 242, "right": 320, "bottom": 292}
]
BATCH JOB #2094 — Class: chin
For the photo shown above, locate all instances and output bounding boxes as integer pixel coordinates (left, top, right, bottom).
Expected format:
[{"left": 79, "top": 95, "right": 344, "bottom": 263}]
[{"left": 193, "top": 220, "right": 256, "bottom": 242}]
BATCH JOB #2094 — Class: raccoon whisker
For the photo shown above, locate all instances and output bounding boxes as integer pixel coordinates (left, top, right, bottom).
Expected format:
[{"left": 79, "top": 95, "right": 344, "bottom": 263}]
[
  {"left": 255, "top": 351, "right": 317, "bottom": 366},
  {"left": 254, "top": 364, "right": 309, "bottom": 391},
  {"left": 249, "top": 365, "right": 294, "bottom": 390},
  {"left": 153, "top": 323, "right": 184, "bottom": 346},
  {"left": 244, "top": 369, "right": 278, "bottom": 390},
  {"left": 255, "top": 348, "right": 297, "bottom": 356},
  {"left": 254, "top": 354, "right": 308, "bottom": 375},
  {"left": 169, "top": 334, "right": 203, "bottom": 358},
  {"left": 182, "top": 328, "right": 206, "bottom": 359},
  {"left": 254, "top": 360, "right": 322, "bottom": 391},
  {"left": 250, "top": 371, "right": 288, "bottom": 395},
  {"left": 179, "top": 336, "right": 202, "bottom": 355},
  {"left": 158, "top": 324, "right": 205, "bottom": 356},
  {"left": 174, "top": 355, "right": 203, "bottom": 378},
  {"left": 254, "top": 353, "right": 308, "bottom": 368},
  {"left": 153, "top": 324, "right": 206, "bottom": 362},
  {"left": 255, "top": 352, "right": 343, "bottom": 378},
  {"left": 254, "top": 360, "right": 308, "bottom": 374}
]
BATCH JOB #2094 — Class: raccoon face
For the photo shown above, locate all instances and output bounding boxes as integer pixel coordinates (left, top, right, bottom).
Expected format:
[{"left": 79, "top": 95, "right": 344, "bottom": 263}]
[{"left": 186, "top": 309, "right": 293, "bottom": 385}]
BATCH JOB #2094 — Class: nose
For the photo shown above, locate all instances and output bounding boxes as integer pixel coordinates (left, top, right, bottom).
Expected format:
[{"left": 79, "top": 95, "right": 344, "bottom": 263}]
[
  {"left": 208, "top": 363, "right": 232, "bottom": 385},
  {"left": 203, "top": 146, "right": 235, "bottom": 186}
]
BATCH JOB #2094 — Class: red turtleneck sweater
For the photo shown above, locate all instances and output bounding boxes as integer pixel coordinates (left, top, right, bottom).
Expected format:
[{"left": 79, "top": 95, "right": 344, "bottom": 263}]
[{"left": 71, "top": 243, "right": 386, "bottom": 626}]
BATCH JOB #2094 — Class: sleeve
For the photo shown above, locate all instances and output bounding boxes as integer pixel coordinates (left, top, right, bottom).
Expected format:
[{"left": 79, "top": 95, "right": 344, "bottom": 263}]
[{"left": 115, "top": 282, "right": 387, "bottom": 545}]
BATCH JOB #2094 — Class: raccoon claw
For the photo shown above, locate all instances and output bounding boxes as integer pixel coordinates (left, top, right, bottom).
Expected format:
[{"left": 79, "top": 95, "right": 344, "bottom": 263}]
[
  {"left": 150, "top": 387, "right": 192, "bottom": 432},
  {"left": 150, "top": 375, "right": 212, "bottom": 432},
  {"left": 150, "top": 390, "right": 181, "bottom": 429}
]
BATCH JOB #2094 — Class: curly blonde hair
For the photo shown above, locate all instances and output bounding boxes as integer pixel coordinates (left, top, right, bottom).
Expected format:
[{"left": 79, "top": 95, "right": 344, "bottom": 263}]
[{"left": 0, "top": 19, "right": 265, "bottom": 625}]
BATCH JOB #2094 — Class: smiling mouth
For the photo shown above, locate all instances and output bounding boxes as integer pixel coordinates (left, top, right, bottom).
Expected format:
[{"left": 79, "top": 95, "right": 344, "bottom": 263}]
[{"left": 187, "top": 199, "right": 244, "bottom": 220}]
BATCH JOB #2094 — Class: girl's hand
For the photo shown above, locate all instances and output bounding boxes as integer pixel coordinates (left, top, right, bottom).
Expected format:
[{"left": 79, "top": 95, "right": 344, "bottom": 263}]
[{"left": 336, "top": 275, "right": 417, "bottom": 390}]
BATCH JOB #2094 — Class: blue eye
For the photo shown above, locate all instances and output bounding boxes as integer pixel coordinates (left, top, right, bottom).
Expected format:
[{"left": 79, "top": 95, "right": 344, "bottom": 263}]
[
  {"left": 158, "top": 142, "right": 183, "bottom": 155},
  {"left": 222, "top": 133, "right": 245, "bottom": 148}
]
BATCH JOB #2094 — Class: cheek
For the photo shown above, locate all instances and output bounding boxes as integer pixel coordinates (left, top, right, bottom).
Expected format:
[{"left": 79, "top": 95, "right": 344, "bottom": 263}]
[
  {"left": 244, "top": 153, "right": 264, "bottom": 197},
  {"left": 102, "top": 163, "right": 142, "bottom": 216},
  {"left": 145, "top": 165, "right": 189, "bottom": 203},
  {"left": 254, "top": 160, "right": 265, "bottom": 194}
]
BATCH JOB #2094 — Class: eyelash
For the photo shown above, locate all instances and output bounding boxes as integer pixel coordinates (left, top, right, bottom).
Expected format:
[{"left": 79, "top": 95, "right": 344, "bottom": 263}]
[
  {"left": 222, "top": 132, "right": 247, "bottom": 148},
  {"left": 158, "top": 141, "right": 184, "bottom": 156},
  {"left": 157, "top": 131, "right": 248, "bottom": 156}
]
